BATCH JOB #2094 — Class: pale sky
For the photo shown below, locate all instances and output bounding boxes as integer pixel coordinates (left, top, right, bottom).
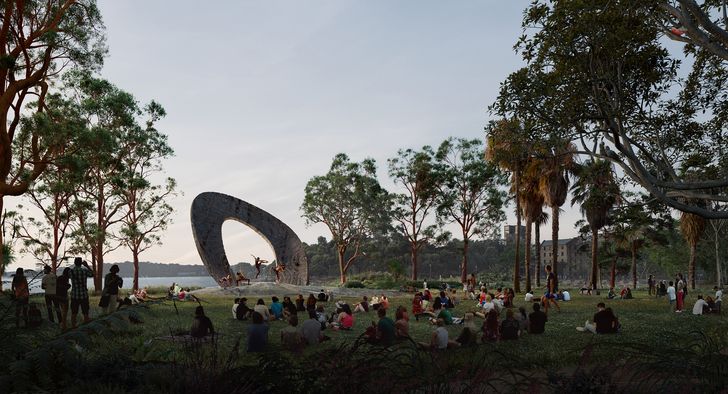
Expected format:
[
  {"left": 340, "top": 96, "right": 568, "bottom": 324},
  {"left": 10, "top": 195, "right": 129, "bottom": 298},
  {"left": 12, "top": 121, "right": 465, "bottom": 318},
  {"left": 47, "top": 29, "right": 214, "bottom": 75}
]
[{"left": 9, "top": 1, "right": 587, "bottom": 269}]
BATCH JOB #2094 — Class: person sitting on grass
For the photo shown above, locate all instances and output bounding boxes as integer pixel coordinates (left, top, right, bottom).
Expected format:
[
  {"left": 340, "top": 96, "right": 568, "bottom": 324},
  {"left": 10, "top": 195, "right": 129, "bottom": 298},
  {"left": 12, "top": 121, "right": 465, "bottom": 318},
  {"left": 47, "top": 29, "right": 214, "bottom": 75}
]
[
  {"left": 236, "top": 298, "right": 253, "bottom": 321},
  {"left": 455, "top": 312, "right": 477, "bottom": 347},
  {"left": 421, "top": 318, "right": 461, "bottom": 350},
  {"left": 438, "top": 291, "right": 451, "bottom": 308},
  {"left": 524, "top": 291, "right": 534, "bottom": 302},
  {"left": 280, "top": 314, "right": 304, "bottom": 351},
  {"left": 394, "top": 306, "right": 409, "bottom": 339},
  {"left": 270, "top": 296, "right": 284, "bottom": 320},
  {"left": 306, "top": 294, "right": 317, "bottom": 312},
  {"left": 692, "top": 295, "right": 711, "bottom": 315},
  {"left": 232, "top": 298, "right": 241, "bottom": 319},
  {"left": 315, "top": 305, "right": 328, "bottom": 330},
  {"left": 500, "top": 309, "right": 520, "bottom": 340},
  {"left": 353, "top": 296, "right": 370, "bottom": 313},
  {"left": 247, "top": 311, "right": 269, "bottom": 353},
  {"left": 481, "top": 309, "right": 500, "bottom": 342},
  {"left": 282, "top": 296, "right": 297, "bottom": 319},
  {"left": 190, "top": 306, "right": 214, "bottom": 339},
  {"left": 411, "top": 293, "right": 425, "bottom": 320},
  {"left": 528, "top": 303, "right": 547, "bottom": 334},
  {"left": 607, "top": 287, "right": 617, "bottom": 300},
  {"left": 561, "top": 289, "right": 571, "bottom": 301},
  {"left": 515, "top": 306, "right": 529, "bottom": 332},
  {"left": 317, "top": 289, "right": 329, "bottom": 302},
  {"left": 177, "top": 288, "right": 187, "bottom": 301},
  {"left": 254, "top": 298, "right": 271, "bottom": 321},
  {"left": 329, "top": 303, "right": 354, "bottom": 330},
  {"left": 624, "top": 288, "right": 633, "bottom": 299},
  {"left": 375, "top": 308, "right": 395, "bottom": 346},
  {"left": 295, "top": 294, "right": 306, "bottom": 312},
  {"left": 577, "top": 302, "right": 619, "bottom": 334}
]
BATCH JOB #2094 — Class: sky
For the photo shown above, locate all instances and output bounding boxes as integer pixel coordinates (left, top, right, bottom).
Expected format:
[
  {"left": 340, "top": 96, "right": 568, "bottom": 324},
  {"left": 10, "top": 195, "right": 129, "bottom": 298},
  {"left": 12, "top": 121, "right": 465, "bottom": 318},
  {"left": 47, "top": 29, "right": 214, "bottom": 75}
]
[{"left": 8, "top": 0, "right": 587, "bottom": 270}]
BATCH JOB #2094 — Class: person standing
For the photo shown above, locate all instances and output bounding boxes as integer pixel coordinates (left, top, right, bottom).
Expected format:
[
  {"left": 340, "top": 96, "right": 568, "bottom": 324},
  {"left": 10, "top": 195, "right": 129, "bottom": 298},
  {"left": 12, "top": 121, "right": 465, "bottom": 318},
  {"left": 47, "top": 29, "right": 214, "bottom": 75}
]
[
  {"left": 41, "top": 265, "right": 62, "bottom": 323},
  {"left": 543, "top": 265, "right": 561, "bottom": 314},
  {"left": 70, "top": 257, "right": 95, "bottom": 328},
  {"left": 647, "top": 275, "right": 656, "bottom": 296},
  {"left": 56, "top": 267, "right": 71, "bottom": 330},
  {"left": 714, "top": 286, "right": 722, "bottom": 312},
  {"left": 667, "top": 281, "right": 677, "bottom": 309},
  {"left": 12, "top": 268, "right": 30, "bottom": 327},
  {"left": 101, "top": 264, "right": 123, "bottom": 314},
  {"left": 676, "top": 285, "right": 685, "bottom": 313}
]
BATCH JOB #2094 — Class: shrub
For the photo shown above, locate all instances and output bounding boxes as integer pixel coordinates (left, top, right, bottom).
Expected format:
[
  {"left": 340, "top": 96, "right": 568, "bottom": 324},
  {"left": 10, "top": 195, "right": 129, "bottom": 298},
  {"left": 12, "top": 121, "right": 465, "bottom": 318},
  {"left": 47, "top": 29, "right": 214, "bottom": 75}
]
[{"left": 344, "top": 280, "right": 365, "bottom": 288}]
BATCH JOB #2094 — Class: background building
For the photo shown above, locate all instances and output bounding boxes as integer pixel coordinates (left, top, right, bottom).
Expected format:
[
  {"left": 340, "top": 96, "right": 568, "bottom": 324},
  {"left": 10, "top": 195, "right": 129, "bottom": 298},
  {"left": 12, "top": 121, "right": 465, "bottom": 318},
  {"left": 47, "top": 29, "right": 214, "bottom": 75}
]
[{"left": 503, "top": 225, "right": 526, "bottom": 244}]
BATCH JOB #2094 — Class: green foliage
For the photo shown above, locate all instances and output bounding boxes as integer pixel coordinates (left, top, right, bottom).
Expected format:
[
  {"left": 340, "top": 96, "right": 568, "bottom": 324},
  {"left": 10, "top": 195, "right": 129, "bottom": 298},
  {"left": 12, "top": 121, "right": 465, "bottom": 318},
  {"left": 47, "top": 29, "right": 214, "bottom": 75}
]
[
  {"left": 343, "top": 280, "right": 365, "bottom": 288},
  {"left": 301, "top": 154, "right": 392, "bottom": 283}
]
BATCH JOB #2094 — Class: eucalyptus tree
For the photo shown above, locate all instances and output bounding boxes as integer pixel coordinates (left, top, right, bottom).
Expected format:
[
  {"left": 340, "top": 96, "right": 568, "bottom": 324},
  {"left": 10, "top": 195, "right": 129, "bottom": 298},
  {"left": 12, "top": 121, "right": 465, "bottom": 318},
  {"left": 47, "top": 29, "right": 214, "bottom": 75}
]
[
  {"left": 571, "top": 159, "right": 620, "bottom": 290},
  {"left": 117, "top": 102, "right": 177, "bottom": 291},
  {"left": 435, "top": 138, "right": 508, "bottom": 284},
  {"left": 68, "top": 72, "right": 165, "bottom": 291},
  {"left": 301, "top": 154, "right": 391, "bottom": 284},
  {"left": 387, "top": 146, "right": 439, "bottom": 280},
  {"left": 0, "top": 0, "right": 105, "bottom": 288},
  {"left": 496, "top": 0, "right": 728, "bottom": 219},
  {"left": 660, "top": 0, "right": 728, "bottom": 61}
]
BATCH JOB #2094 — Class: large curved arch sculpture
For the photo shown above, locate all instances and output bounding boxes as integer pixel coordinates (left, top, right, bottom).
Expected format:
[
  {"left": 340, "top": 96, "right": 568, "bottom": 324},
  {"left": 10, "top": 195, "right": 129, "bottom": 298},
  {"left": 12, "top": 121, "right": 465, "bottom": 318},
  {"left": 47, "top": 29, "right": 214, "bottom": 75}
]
[{"left": 190, "top": 192, "right": 309, "bottom": 285}]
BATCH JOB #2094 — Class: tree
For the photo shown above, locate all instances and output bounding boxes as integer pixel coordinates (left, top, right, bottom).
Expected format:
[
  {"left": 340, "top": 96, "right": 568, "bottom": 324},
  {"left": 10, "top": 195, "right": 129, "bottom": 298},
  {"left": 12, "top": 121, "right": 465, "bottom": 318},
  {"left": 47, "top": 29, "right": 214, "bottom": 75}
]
[
  {"left": 0, "top": 1, "right": 105, "bottom": 288},
  {"left": 68, "top": 72, "right": 156, "bottom": 291},
  {"left": 435, "top": 138, "right": 508, "bottom": 284},
  {"left": 486, "top": 119, "right": 532, "bottom": 292},
  {"left": 118, "top": 106, "right": 176, "bottom": 290},
  {"left": 538, "top": 140, "right": 575, "bottom": 291},
  {"left": 534, "top": 209, "right": 549, "bottom": 287},
  {"left": 680, "top": 212, "right": 706, "bottom": 289},
  {"left": 301, "top": 154, "right": 391, "bottom": 284},
  {"left": 519, "top": 158, "right": 545, "bottom": 292},
  {"left": 571, "top": 159, "right": 620, "bottom": 290},
  {"left": 660, "top": 0, "right": 728, "bottom": 61},
  {"left": 387, "top": 147, "right": 439, "bottom": 280},
  {"left": 497, "top": 1, "right": 728, "bottom": 218}
]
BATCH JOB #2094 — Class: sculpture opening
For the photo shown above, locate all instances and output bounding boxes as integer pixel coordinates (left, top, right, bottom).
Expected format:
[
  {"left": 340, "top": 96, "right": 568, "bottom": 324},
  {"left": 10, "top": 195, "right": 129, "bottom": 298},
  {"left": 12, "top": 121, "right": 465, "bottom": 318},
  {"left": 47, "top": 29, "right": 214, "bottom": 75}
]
[{"left": 190, "top": 192, "right": 309, "bottom": 285}]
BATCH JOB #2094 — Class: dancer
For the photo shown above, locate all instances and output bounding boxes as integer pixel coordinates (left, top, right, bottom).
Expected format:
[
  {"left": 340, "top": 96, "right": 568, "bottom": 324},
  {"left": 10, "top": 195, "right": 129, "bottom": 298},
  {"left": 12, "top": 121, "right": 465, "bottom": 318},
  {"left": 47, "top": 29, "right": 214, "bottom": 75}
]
[
  {"left": 251, "top": 254, "right": 269, "bottom": 279},
  {"left": 236, "top": 271, "right": 250, "bottom": 286},
  {"left": 274, "top": 261, "right": 286, "bottom": 283}
]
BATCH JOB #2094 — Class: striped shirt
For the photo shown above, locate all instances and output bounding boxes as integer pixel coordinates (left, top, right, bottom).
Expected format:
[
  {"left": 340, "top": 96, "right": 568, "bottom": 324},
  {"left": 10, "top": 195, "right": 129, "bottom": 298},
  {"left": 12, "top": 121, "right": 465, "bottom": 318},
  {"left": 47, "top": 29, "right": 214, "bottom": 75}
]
[{"left": 70, "top": 265, "right": 94, "bottom": 300}]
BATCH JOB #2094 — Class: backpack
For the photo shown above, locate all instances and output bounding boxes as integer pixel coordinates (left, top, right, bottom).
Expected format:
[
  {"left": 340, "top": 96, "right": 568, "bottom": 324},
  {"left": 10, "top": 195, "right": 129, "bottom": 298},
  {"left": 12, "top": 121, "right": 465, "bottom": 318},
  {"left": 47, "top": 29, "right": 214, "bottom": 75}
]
[{"left": 28, "top": 304, "right": 42, "bottom": 328}]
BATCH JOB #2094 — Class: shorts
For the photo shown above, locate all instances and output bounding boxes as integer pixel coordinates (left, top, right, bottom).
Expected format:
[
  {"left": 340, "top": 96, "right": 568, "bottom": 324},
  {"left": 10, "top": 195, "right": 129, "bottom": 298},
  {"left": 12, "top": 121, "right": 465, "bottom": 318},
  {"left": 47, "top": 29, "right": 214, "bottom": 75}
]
[
  {"left": 71, "top": 298, "right": 90, "bottom": 315},
  {"left": 544, "top": 292, "right": 555, "bottom": 299}
]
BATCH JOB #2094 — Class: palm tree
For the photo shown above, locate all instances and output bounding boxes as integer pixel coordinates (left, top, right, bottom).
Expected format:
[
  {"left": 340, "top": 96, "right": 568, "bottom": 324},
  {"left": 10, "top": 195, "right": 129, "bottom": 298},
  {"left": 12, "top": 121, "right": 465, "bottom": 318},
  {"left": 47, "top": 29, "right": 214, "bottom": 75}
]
[
  {"left": 680, "top": 212, "right": 705, "bottom": 290},
  {"left": 534, "top": 210, "right": 549, "bottom": 287},
  {"left": 571, "top": 159, "right": 620, "bottom": 290},
  {"left": 519, "top": 159, "right": 545, "bottom": 293},
  {"left": 486, "top": 119, "right": 530, "bottom": 293},
  {"left": 538, "top": 141, "right": 574, "bottom": 292}
]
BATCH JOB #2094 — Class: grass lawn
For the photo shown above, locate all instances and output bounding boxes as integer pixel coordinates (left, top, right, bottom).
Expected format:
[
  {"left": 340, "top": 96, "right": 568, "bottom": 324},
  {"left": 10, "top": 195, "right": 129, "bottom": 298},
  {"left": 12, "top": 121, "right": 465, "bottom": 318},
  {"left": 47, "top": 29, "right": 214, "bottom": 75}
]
[{"left": 4, "top": 286, "right": 728, "bottom": 392}]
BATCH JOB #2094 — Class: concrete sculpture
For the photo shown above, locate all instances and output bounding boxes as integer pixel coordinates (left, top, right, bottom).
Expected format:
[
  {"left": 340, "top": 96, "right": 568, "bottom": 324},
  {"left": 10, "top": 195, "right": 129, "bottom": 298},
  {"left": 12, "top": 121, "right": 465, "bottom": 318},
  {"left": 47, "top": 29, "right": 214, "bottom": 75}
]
[{"left": 190, "top": 192, "right": 309, "bottom": 285}]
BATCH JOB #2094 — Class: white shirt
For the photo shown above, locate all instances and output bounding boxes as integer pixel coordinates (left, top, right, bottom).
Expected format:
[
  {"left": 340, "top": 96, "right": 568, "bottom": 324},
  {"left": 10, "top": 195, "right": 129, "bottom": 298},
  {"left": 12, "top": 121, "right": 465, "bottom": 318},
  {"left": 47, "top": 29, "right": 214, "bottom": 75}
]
[
  {"left": 716, "top": 289, "right": 722, "bottom": 302},
  {"left": 254, "top": 304, "right": 270, "bottom": 321},
  {"left": 232, "top": 304, "right": 238, "bottom": 319},
  {"left": 42, "top": 273, "right": 57, "bottom": 295},
  {"left": 524, "top": 293, "right": 534, "bottom": 302},
  {"left": 693, "top": 299, "right": 709, "bottom": 315},
  {"left": 667, "top": 286, "right": 676, "bottom": 301},
  {"left": 482, "top": 301, "right": 495, "bottom": 313},
  {"left": 562, "top": 291, "right": 571, "bottom": 301},
  {"left": 434, "top": 326, "right": 448, "bottom": 349}
]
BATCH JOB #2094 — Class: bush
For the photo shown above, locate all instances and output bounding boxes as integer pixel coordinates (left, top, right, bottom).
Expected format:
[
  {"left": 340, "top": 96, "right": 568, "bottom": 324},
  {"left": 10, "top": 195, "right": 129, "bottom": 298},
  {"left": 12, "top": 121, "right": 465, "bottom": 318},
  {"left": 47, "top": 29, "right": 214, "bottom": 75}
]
[{"left": 344, "top": 280, "right": 365, "bottom": 288}]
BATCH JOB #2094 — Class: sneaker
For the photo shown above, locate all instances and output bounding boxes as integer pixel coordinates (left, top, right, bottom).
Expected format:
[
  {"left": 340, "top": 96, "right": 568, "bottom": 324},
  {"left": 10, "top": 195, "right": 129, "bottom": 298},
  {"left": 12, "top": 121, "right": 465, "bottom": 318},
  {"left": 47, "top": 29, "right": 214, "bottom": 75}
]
[{"left": 576, "top": 327, "right": 585, "bottom": 332}]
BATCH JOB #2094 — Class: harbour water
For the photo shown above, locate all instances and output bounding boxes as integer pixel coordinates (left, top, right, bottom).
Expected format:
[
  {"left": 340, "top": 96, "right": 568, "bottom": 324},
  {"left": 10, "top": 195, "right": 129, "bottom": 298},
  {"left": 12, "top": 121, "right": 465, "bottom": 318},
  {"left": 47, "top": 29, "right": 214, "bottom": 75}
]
[{"left": 2, "top": 275, "right": 218, "bottom": 294}]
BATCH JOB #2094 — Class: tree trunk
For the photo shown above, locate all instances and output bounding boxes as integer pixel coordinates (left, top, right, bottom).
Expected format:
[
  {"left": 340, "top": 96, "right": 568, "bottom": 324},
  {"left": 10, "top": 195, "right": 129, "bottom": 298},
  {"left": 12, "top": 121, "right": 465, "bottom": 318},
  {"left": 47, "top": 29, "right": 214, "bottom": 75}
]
[
  {"left": 591, "top": 227, "right": 598, "bottom": 290},
  {"left": 133, "top": 247, "right": 140, "bottom": 291},
  {"left": 716, "top": 230, "right": 722, "bottom": 288},
  {"left": 338, "top": 247, "right": 347, "bottom": 284},
  {"left": 514, "top": 187, "right": 521, "bottom": 293},
  {"left": 461, "top": 238, "right": 469, "bottom": 284},
  {"left": 610, "top": 256, "right": 616, "bottom": 289},
  {"left": 535, "top": 218, "right": 541, "bottom": 287},
  {"left": 689, "top": 242, "right": 697, "bottom": 290},
  {"left": 524, "top": 219, "right": 532, "bottom": 292},
  {"left": 410, "top": 244, "right": 418, "bottom": 281},
  {"left": 94, "top": 250, "right": 103, "bottom": 293},
  {"left": 552, "top": 205, "right": 559, "bottom": 292},
  {"left": 0, "top": 196, "right": 4, "bottom": 291},
  {"left": 631, "top": 241, "right": 637, "bottom": 289}
]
